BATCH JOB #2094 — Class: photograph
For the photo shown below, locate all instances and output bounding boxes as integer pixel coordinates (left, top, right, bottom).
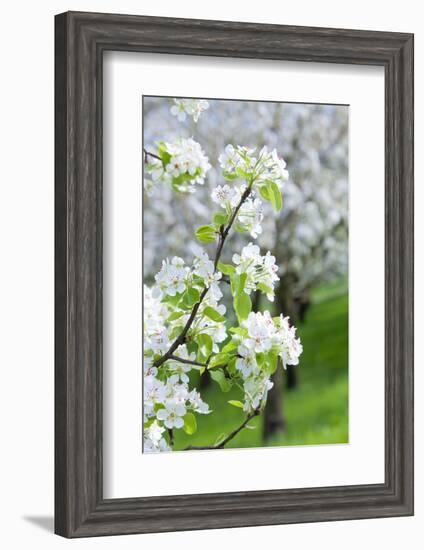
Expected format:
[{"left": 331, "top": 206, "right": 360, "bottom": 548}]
[{"left": 142, "top": 96, "right": 349, "bottom": 453}]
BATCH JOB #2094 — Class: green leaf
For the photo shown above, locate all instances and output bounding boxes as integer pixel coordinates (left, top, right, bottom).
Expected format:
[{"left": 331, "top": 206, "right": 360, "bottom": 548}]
[
  {"left": 259, "top": 185, "right": 270, "bottom": 201},
  {"left": 227, "top": 356, "right": 237, "bottom": 375},
  {"left": 267, "top": 180, "right": 283, "bottom": 212},
  {"left": 230, "top": 272, "right": 247, "bottom": 297},
  {"left": 166, "top": 311, "right": 185, "bottom": 322},
  {"left": 217, "top": 262, "right": 235, "bottom": 276},
  {"left": 168, "top": 325, "right": 182, "bottom": 341},
  {"left": 203, "top": 306, "right": 225, "bottom": 323},
  {"left": 229, "top": 326, "right": 248, "bottom": 337},
  {"left": 222, "top": 171, "right": 238, "bottom": 181},
  {"left": 265, "top": 352, "right": 279, "bottom": 375},
  {"left": 162, "top": 292, "right": 184, "bottom": 307},
  {"left": 186, "top": 341, "right": 198, "bottom": 356},
  {"left": 210, "top": 370, "right": 232, "bottom": 392},
  {"left": 234, "top": 292, "right": 252, "bottom": 322},
  {"left": 228, "top": 400, "right": 244, "bottom": 409},
  {"left": 197, "top": 333, "right": 213, "bottom": 361},
  {"left": 157, "top": 142, "right": 171, "bottom": 167},
  {"left": 213, "top": 212, "right": 229, "bottom": 225},
  {"left": 183, "top": 287, "right": 200, "bottom": 307},
  {"left": 221, "top": 340, "right": 239, "bottom": 353},
  {"left": 257, "top": 282, "right": 273, "bottom": 296},
  {"left": 183, "top": 412, "right": 197, "bottom": 435},
  {"left": 234, "top": 221, "right": 248, "bottom": 233},
  {"left": 236, "top": 167, "right": 251, "bottom": 179},
  {"left": 208, "top": 352, "right": 230, "bottom": 368},
  {"left": 195, "top": 225, "right": 217, "bottom": 243}
]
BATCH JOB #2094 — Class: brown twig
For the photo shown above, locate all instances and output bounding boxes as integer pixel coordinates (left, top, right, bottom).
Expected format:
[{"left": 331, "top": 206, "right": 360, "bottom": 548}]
[
  {"left": 183, "top": 409, "right": 260, "bottom": 451},
  {"left": 143, "top": 147, "right": 161, "bottom": 162},
  {"left": 168, "top": 355, "right": 208, "bottom": 368}
]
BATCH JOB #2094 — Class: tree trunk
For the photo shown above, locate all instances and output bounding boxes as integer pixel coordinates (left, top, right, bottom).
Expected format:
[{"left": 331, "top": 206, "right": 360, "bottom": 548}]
[
  {"left": 263, "top": 364, "right": 285, "bottom": 440},
  {"left": 199, "top": 369, "right": 211, "bottom": 390}
]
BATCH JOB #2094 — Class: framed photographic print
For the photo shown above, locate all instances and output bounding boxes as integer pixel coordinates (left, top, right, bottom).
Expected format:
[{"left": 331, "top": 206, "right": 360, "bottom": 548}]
[{"left": 55, "top": 11, "right": 414, "bottom": 537}]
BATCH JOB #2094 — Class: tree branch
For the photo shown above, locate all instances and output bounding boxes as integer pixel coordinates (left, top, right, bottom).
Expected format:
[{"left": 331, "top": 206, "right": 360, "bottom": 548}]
[
  {"left": 152, "top": 184, "right": 252, "bottom": 369},
  {"left": 143, "top": 147, "right": 161, "bottom": 162},
  {"left": 168, "top": 355, "right": 208, "bottom": 368},
  {"left": 183, "top": 409, "right": 260, "bottom": 451}
]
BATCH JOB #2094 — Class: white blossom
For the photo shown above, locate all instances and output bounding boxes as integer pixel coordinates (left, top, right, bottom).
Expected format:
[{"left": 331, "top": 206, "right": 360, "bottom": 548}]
[
  {"left": 144, "top": 374, "right": 167, "bottom": 418},
  {"left": 188, "top": 389, "right": 211, "bottom": 414},
  {"left": 243, "top": 374, "right": 274, "bottom": 413},
  {"left": 171, "top": 99, "right": 209, "bottom": 122},
  {"left": 275, "top": 314, "right": 303, "bottom": 368},
  {"left": 243, "top": 311, "right": 274, "bottom": 354},
  {"left": 232, "top": 243, "right": 279, "bottom": 301},
  {"left": 154, "top": 256, "right": 188, "bottom": 298},
  {"left": 143, "top": 420, "right": 167, "bottom": 453},
  {"left": 211, "top": 184, "right": 233, "bottom": 207},
  {"left": 218, "top": 144, "right": 289, "bottom": 189},
  {"left": 237, "top": 196, "right": 264, "bottom": 238},
  {"left": 145, "top": 138, "right": 210, "bottom": 193},
  {"left": 156, "top": 400, "right": 187, "bottom": 429}
]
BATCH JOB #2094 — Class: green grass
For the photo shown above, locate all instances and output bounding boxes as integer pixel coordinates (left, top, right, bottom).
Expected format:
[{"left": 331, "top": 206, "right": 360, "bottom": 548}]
[{"left": 173, "top": 279, "right": 349, "bottom": 450}]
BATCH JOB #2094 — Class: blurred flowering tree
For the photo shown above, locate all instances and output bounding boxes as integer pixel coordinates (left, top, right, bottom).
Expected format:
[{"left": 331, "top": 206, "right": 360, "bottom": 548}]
[
  {"left": 143, "top": 100, "right": 303, "bottom": 451},
  {"left": 143, "top": 97, "right": 348, "bottom": 447}
]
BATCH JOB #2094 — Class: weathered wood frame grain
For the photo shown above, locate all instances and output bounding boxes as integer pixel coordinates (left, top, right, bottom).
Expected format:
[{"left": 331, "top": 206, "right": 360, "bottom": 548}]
[{"left": 54, "top": 11, "right": 414, "bottom": 538}]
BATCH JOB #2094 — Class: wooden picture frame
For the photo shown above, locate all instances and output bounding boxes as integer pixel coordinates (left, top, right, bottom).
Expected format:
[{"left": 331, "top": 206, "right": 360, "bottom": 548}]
[{"left": 55, "top": 11, "right": 414, "bottom": 537}]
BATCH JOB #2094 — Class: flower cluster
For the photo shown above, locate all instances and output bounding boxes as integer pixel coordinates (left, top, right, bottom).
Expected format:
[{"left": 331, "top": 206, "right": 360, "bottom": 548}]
[
  {"left": 218, "top": 144, "right": 289, "bottom": 188},
  {"left": 232, "top": 243, "right": 279, "bottom": 302},
  {"left": 235, "top": 311, "right": 303, "bottom": 412},
  {"left": 145, "top": 138, "right": 211, "bottom": 194},
  {"left": 153, "top": 256, "right": 190, "bottom": 299},
  {"left": 211, "top": 184, "right": 264, "bottom": 238},
  {"left": 144, "top": 248, "right": 230, "bottom": 452},
  {"left": 143, "top": 347, "right": 211, "bottom": 453},
  {"left": 171, "top": 99, "right": 210, "bottom": 122}
]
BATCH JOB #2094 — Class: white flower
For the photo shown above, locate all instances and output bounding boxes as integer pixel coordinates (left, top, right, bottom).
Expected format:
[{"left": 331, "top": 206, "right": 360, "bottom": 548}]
[
  {"left": 145, "top": 420, "right": 165, "bottom": 445},
  {"left": 211, "top": 184, "right": 233, "bottom": 207},
  {"left": 236, "top": 343, "right": 258, "bottom": 378},
  {"left": 144, "top": 375, "right": 167, "bottom": 417},
  {"left": 188, "top": 389, "right": 210, "bottom": 414},
  {"left": 192, "top": 250, "right": 223, "bottom": 301},
  {"left": 143, "top": 356, "right": 157, "bottom": 377},
  {"left": 238, "top": 196, "right": 264, "bottom": 238},
  {"left": 146, "top": 326, "right": 170, "bottom": 353},
  {"left": 219, "top": 144, "right": 255, "bottom": 177},
  {"left": 171, "top": 99, "right": 209, "bottom": 122},
  {"left": 237, "top": 310, "right": 303, "bottom": 374},
  {"left": 218, "top": 144, "right": 288, "bottom": 190},
  {"left": 145, "top": 138, "right": 210, "bottom": 193},
  {"left": 243, "top": 374, "right": 274, "bottom": 413},
  {"left": 243, "top": 311, "right": 274, "bottom": 354},
  {"left": 143, "top": 421, "right": 171, "bottom": 453},
  {"left": 206, "top": 271, "right": 223, "bottom": 301},
  {"left": 168, "top": 363, "right": 191, "bottom": 384},
  {"left": 154, "top": 256, "right": 188, "bottom": 297},
  {"left": 156, "top": 400, "right": 186, "bottom": 429},
  {"left": 167, "top": 346, "right": 196, "bottom": 384},
  {"left": 193, "top": 249, "right": 214, "bottom": 279},
  {"left": 275, "top": 315, "right": 303, "bottom": 367},
  {"left": 143, "top": 284, "right": 168, "bottom": 329},
  {"left": 232, "top": 243, "right": 279, "bottom": 301}
]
